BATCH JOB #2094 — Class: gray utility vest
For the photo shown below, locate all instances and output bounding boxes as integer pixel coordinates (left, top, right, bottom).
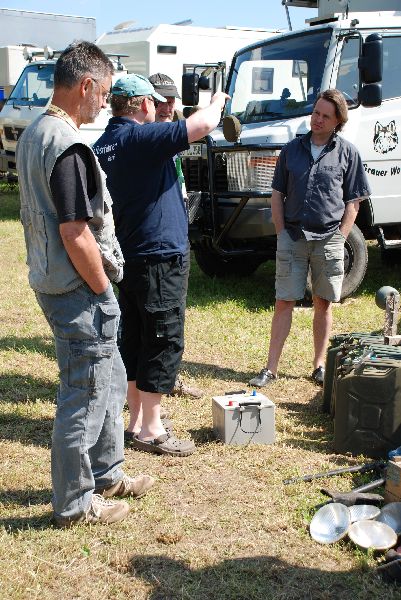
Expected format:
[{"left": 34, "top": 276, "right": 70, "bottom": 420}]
[{"left": 16, "top": 113, "right": 124, "bottom": 295}]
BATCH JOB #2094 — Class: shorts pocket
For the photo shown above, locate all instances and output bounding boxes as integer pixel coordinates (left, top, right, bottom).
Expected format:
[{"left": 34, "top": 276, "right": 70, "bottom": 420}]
[
  {"left": 276, "top": 250, "right": 292, "bottom": 278},
  {"left": 324, "top": 243, "right": 344, "bottom": 277}
]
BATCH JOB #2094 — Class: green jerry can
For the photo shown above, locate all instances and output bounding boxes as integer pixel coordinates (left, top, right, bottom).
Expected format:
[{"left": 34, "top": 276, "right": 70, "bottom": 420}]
[
  {"left": 322, "top": 332, "right": 382, "bottom": 414},
  {"left": 334, "top": 356, "right": 401, "bottom": 458}
]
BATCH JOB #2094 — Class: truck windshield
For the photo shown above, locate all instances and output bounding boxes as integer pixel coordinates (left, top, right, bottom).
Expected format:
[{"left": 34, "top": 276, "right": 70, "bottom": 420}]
[
  {"left": 226, "top": 29, "right": 332, "bottom": 124},
  {"left": 7, "top": 63, "right": 54, "bottom": 107}
]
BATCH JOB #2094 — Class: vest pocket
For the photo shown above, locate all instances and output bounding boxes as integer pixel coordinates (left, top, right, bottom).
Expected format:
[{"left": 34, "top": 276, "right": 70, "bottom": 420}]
[{"left": 20, "top": 208, "right": 48, "bottom": 276}]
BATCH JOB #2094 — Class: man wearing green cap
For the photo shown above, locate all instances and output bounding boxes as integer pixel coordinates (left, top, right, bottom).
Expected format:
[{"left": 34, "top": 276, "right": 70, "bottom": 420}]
[{"left": 94, "top": 74, "right": 228, "bottom": 457}]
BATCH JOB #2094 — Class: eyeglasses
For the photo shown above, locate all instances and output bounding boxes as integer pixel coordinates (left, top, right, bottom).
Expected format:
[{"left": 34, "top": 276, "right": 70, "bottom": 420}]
[
  {"left": 91, "top": 78, "right": 111, "bottom": 102},
  {"left": 153, "top": 97, "right": 175, "bottom": 108}
]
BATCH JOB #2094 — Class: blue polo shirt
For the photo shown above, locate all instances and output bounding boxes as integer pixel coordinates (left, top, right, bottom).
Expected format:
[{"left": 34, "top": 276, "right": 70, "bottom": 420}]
[
  {"left": 272, "top": 131, "right": 371, "bottom": 240},
  {"left": 93, "top": 117, "right": 189, "bottom": 259}
]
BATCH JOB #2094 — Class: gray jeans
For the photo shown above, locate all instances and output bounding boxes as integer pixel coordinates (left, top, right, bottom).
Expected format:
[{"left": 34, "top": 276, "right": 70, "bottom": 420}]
[{"left": 36, "top": 283, "right": 127, "bottom": 520}]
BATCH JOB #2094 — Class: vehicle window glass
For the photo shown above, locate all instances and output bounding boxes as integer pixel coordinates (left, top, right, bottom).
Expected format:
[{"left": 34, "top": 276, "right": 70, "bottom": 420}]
[
  {"left": 8, "top": 63, "right": 54, "bottom": 107},
  {"left": 226, "top": 29, "right": 331, "bottom": 124},
  {"left": 382, "top": 37, "right": 401, "bottom": 100},
  {"left": 336, "top": 36, "right": 359, "bottom": 105}
]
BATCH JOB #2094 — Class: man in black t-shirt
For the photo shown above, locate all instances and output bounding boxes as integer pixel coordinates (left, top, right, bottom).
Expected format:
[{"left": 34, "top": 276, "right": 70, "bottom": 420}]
[{"left": 17, "top": 43, "right": 155, "bottom": 528}]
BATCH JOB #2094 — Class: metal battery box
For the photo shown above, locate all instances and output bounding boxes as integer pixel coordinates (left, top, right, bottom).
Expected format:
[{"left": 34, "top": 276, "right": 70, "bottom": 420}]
[{"left": 212, "top": 392, "right": 275, "bottom": 445}]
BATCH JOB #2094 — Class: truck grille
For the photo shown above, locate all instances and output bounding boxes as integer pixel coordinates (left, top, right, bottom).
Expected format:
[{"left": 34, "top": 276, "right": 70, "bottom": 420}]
[
  {"left": 4, "top": 126, "right": 24, "bottom": 141},
  {"left": 226, "top": 151, "right": 279, "bottom": 192},
  {"left": 183, "top": 149, "right": 279, "bottom": 194}
]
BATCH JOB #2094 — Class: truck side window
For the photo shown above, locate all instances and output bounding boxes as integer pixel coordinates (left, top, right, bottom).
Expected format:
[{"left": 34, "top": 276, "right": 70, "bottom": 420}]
[
  {"left": 336, "top": 37, "right": 359, "bottom": 105},
  {"left": 382, "top": 37, "right": 401, "bottom": 100}
]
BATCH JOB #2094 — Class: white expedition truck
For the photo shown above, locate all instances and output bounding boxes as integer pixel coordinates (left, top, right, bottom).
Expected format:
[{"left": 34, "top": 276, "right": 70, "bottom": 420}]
[{"left": 181, "top": 0, "right": 401, "bottom": 299}]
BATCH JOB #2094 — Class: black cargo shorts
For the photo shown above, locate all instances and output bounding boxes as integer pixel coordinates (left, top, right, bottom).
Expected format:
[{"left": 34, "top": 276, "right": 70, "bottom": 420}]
[{"left": 117, "top": 251, "right": 190, "bottom": 393}]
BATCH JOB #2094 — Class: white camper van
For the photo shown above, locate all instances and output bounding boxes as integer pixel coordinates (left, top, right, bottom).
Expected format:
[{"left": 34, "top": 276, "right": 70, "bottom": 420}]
[
  {"left": 96, "top": 23, "right": 281, "bottom": 107},
  {"left": 0, "top": 23, "right": 280, "bottom": 177},
  {"left": 182, "top": 0, "right": 401, "bottom": 299}
]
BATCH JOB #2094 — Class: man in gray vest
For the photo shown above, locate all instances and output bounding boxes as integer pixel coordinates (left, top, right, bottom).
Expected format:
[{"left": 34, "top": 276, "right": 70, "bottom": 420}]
[{"left": 16, "top": 42, "right": 154, "bottom": 528}]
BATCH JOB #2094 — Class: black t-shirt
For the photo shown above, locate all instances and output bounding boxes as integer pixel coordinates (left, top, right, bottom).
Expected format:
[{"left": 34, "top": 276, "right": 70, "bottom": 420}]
[{"left": 49, "top": 143, "right": 97, "bottom": 223}]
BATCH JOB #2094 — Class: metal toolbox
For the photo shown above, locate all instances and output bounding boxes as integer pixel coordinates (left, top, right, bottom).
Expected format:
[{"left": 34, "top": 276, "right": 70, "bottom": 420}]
[{"left": 212, "top": 392, "right": 275, "bottom": 445}]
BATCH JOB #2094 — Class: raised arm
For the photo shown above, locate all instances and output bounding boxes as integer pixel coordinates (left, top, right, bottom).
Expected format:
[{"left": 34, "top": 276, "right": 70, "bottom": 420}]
[{"left": 185, "top": 92, "right": 230, "bottom": 143}]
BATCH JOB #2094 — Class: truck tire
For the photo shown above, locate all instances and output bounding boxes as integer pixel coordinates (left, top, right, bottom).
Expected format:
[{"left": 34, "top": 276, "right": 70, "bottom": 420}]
[
  {"left": 194, "top": 248, "right": 262, "bottom": 277},
  {"left": 305, "top": 224, "right": 367, "bottom": 301}
]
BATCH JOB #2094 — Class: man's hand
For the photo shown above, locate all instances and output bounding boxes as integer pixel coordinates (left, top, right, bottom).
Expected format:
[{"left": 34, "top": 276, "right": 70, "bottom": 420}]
[
  {"left": 271, "top": 189, "right": 285, "bottom": 235},
  {"left": 210, "top": 91, "right": 230, "bottom": 110},
  {"left": 59, "top": 220, "right": 109, "bottom": 294},
  {"left": 186, "top": 92, "right": 231, "bottom": 143},
  {"left": 339, "top": 199, "right": 361, "bottom": 240}
]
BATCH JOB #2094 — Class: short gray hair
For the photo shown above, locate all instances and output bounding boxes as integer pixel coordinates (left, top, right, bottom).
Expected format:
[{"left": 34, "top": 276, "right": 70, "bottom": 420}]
[{"left": 54, "top": 41, "right": 114, "bottom": 89}]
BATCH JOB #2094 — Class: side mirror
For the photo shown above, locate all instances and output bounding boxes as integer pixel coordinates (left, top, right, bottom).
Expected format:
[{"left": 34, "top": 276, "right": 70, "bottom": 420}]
[
  {"left": 182, "top": 73, "right": 199, "bottom": 106},
  {"left": 359, "top": 33, "right": 383, "bottom": 84},
  {"left": 358, "top": 83, "right": 382, "bottom": 108}
]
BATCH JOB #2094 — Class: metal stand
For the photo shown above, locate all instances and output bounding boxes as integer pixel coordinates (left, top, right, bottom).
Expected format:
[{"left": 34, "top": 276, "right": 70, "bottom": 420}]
[{"left": 384, "top": 291, "right": 401, "bottom": 345}]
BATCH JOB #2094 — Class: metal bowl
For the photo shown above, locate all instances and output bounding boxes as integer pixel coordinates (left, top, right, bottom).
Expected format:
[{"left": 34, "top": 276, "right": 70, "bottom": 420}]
[
  {"left": 348, "top": 519, "right": 397, "bottom": 550},
  {"left": 348, "top": 504, "right": 380, "bottom": 523},
  {"left": 310, "top": 503, "right": 351, "bottom": 544},
  {"left": 376, "top": 502, "right": 401, "bottom": 535}
]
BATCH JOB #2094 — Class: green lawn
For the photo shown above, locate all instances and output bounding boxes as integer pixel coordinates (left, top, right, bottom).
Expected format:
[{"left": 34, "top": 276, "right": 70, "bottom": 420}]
[{"left": 1, "top": 185, "right": 400, "bottom": 599}]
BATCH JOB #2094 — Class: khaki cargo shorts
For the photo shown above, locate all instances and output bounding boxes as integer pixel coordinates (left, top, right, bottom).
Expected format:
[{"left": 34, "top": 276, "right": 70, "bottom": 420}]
[{"left": 275, "top": 229, "right": 346, "bottom": 302}]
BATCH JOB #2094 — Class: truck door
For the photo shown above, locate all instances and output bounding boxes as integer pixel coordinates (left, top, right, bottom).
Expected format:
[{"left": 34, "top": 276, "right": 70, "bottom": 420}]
[{"left": 335, "top": 34, "right": 401, "bottom": 225}]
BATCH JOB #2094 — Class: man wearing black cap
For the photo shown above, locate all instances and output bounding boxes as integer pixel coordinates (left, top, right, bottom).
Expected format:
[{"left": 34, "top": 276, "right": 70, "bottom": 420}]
[
  {"left": 148, "top": 73, "right": 181, "bottom": 123},
  {"left": 148, "top": 73, "right": 203, "bottom": 400},
  {"left": 94, "top": 74, "right": 228, "bottom": 457}
]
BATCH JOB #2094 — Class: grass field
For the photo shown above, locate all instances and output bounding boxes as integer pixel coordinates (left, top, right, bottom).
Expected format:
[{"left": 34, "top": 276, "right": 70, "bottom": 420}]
[{"left": 1, "top": 185, "right": 401, "bottom": 599}]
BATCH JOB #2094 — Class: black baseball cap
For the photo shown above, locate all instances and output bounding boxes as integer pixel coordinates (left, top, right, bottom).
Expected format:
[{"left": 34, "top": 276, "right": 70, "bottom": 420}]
[{"left": 148, "top": 73, "right": 181, "bottom": 99}]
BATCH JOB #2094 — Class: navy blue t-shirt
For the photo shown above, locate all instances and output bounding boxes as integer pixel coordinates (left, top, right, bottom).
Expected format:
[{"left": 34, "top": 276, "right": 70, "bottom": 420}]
[{"left": 93, "top": 117, "right": 189, "bottom": 259}]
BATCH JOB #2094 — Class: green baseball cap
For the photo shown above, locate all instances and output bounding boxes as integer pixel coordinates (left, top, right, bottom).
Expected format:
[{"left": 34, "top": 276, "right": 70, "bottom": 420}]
[{"left": 111, "top": 73, "right": 166, "bottom": 102}]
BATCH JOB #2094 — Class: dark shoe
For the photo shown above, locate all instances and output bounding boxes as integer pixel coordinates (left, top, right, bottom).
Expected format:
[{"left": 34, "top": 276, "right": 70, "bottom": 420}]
[
  {"left": 124, "top": 419, "right": 173, "bottom": 447},
  {"left": 249, "top": 368, "right": 277, "bottom": 388},
  {"left": 170, "top": 377, "right": 203, "bottom": 399},
  {"left": 311, "top": 366, "right": 325, "bottom": 386},
  {"left": 101, "top": 473, "right": 155, "bottom": 499},
  {"left": 131, "top": 432, "right": 196, "bottom": 457},
  {"left": 53, "top": 494, "right": 130, "bottom": 528}
]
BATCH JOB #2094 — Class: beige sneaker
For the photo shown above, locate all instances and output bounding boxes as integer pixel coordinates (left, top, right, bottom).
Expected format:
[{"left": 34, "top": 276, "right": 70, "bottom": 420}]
[
  {"left": 53, "top": 494, "right": 130, "bottom": 528},
  {"left": 101, "top": 473, "right": 155, "bottom": 499}
]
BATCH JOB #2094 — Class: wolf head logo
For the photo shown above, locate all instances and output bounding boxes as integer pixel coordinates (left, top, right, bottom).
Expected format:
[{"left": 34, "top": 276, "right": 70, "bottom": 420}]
[{"left": 373, "top": 120, "right": 398, "bottom": 154}]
